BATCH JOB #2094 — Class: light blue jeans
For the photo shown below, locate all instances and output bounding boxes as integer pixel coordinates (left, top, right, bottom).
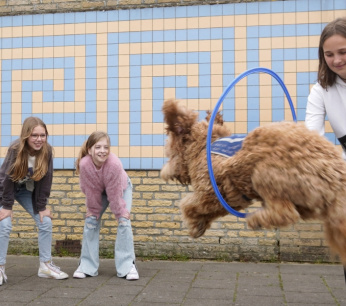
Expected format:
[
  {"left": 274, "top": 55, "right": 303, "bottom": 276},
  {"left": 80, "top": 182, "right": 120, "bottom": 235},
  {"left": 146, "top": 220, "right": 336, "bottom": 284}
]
[
  {"left": 78, "top": 177, "right": 136, "bottom": 277},
  {"left": 0, "top": 185, "right": 52, "bottom": 265}
]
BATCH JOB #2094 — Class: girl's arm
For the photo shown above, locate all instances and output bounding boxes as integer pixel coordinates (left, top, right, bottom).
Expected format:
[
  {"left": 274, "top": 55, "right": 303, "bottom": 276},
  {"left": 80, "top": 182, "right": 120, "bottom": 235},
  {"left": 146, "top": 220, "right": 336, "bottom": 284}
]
[
  {"left": 0, "top": 146, "right": 17, "bottom": 210},
  {"left": 104, "top": 157, "right": 130, "bottom": 219},
  {"left": 79, "top": 156, "right": 103, "bottom": 218},
  {"left": 35, "top": 150, "right": 53, "bottom": 212},
  {"left": 305, "top": 84, "right": 326, "bottom": 135}
]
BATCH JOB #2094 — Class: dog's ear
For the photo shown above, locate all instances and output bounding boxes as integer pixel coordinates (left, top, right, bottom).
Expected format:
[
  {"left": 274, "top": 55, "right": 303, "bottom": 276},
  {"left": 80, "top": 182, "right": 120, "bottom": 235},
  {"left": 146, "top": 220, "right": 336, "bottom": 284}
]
[
  {"left": 162, "top": 99, "right": 198, "bottom": 135},
  {"left": 205, "top": 110, "right": 224, "bottom": 126}
]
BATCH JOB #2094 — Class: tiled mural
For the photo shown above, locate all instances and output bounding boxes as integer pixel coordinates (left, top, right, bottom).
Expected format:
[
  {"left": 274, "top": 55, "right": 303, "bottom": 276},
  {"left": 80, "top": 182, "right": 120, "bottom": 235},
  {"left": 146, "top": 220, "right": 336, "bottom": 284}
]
[{"left": 0, "top": 0, "right": 345, "bottom": 169}]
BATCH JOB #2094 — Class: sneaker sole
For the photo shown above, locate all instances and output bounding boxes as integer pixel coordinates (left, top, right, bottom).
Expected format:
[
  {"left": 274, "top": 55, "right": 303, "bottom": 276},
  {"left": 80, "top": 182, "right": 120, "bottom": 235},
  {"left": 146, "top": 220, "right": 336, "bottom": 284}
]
[{"left": 38, "top": 272, "right": 69, "bottom": 280}]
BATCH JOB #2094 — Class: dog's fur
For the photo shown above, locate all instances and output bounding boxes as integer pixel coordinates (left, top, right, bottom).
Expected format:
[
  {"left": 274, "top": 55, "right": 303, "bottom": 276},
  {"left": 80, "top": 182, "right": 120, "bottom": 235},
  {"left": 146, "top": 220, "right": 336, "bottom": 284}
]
[{"left": 161, "top": 99, "right": 346, "bottom": 265}]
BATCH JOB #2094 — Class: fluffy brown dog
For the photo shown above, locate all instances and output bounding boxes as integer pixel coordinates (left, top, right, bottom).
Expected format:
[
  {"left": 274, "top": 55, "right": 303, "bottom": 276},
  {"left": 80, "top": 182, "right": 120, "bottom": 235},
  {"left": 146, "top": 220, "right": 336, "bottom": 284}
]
[{"left": 160, "top": 99, "right": 346, "bottom": 265}]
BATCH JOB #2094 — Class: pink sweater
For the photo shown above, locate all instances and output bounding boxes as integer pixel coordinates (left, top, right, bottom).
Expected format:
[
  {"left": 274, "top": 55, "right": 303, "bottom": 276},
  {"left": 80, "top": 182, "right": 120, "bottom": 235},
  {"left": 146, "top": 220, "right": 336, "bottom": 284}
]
[{"left": 79, "top": 153, "right": 129, "bottom": 219}]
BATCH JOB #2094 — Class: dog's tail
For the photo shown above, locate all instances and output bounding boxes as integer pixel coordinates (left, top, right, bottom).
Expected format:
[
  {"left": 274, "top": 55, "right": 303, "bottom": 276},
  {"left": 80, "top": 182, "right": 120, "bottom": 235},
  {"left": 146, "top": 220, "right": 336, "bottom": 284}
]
[{"left": 324, "top": 200, "right": 346, "bottom": 265}]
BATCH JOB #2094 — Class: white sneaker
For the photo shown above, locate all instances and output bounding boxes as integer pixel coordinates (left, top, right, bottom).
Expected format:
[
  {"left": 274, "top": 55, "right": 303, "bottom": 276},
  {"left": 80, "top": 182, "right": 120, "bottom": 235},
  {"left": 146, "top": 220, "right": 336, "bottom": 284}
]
[
  {"left": 126, "top": 264, "right": 139, "bottom": 281},
  {"left": 73, "top": 268, "right": 86, "bottom": 279},
  {"left": 38, "top": 261, "right": 69, "bottom": 280},
  {"left": 0, "top": 266, "right": 7, "bottom": 285}
]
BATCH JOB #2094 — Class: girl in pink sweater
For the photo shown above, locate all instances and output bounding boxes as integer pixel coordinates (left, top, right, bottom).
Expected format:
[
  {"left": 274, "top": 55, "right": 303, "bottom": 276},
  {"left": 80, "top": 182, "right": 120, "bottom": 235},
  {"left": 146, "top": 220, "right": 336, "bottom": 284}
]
[{"left": 73, "top": 131, "right": 138, "bottom": 280}]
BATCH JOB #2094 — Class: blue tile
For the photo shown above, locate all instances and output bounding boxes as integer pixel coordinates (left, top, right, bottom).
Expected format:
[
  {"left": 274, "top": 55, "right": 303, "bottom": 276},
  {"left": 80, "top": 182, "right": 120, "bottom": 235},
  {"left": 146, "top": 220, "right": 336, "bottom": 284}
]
[
  {"left": 335, "top": 0, "right": 346, "bottom": 9},
  {"left": 141, "top": 8, "right": 153, "bottom": 20},
  {"left": 247, "top": 2, "right": 259, "bottom": 14},
  {"left": 175, "top": 6, "right": 187, "bottom": 18},
  {"left": 130, "top": 158, "right": 140, "bottom": 169},
  {"left": 283, "top": 0, "right": 296, "bottom": 12},
  {"left": 23, "top": 15, "right": 32, "bottom": 26},
  {"left": 164, "top": 7, "right": 175, "bottom": 18},
  {"left": 12, "top": 15, "right": 23, "bottom": 27},
  {"left": 54, "top": 13, "right": 65, "bottom": 24},
  {"left": 296, "top": 0, "right": 309, "bottom": 12},
  {"left": 141, "top": 158, "right": 153, "bottom": 169},
  {"left": 234, "top": 3, "right": 246, "bottom": 14},
  {"left": 186, "top": 6, "right": 198, "bottom": 18},
  {"left": 130, "top": 134, "right": 141, "bottom": 145},
  {"left": 152, "top": 7, "right": 164, "bottom": 19},
  {"left": 108, "top": 10, "right": 119, "bottom": 22},
  {"left": 259, "top": 1, "right": 271, "bottom": 13}
]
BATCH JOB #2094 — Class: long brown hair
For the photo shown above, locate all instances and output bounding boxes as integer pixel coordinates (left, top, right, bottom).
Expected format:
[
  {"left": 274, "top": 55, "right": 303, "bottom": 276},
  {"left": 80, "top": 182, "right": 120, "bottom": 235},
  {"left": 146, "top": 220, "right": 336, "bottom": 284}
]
[
  {"left": 318, "top": 17, "right": 346, "bottom": 89},
  {"left": 10, "top": 116, "right": 51, "bottom": 182},
  {"left": 75, "top": 131, "right": 110, "bottom": 174}
]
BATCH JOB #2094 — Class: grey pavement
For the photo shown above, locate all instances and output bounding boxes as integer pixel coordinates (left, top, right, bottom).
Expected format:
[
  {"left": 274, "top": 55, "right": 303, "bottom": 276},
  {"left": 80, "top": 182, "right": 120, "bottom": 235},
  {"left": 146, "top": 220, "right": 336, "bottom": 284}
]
[{"left": 0, "top": 255, "right": 345, "bottom": 305}]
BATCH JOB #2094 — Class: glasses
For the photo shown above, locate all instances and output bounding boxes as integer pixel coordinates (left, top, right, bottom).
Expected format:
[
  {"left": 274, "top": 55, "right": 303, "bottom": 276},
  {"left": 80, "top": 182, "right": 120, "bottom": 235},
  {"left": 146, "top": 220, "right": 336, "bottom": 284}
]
[{"left": 30, "top": 134, "right": 46, "bottom": 140}]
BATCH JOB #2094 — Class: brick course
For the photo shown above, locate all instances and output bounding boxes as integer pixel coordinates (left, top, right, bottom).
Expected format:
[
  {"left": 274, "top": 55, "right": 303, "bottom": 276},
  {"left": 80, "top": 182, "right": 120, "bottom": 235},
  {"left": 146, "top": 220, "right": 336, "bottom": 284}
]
[{"left": 6, "top": 169, "right": 336, "bottom": 263}]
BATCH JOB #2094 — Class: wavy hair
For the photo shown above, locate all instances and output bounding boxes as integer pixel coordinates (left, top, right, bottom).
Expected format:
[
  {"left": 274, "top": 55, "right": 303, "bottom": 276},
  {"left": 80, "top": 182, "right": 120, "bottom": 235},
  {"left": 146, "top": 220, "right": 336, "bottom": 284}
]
[
  {"left": 318, "top": 17, "right": 346, "bottom": 89},
  {"left": 75, "top": 131, "right": 110, "bottom": 174},
  {"left": 10, "top": 116, "right": 51, "bottom": 182}
]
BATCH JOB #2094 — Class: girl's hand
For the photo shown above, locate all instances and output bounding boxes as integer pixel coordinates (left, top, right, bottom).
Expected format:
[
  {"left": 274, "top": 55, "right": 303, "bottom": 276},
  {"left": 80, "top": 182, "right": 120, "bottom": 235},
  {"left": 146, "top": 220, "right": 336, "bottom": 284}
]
[
  {"left": 0, "top": 208, "right": 12, "bottom": 221},
  {"left": 119, "top": 211, "right": 131, "bottom": 220},
  {"left": 39, "top": 209, "right": 53, "bottom": 222}
]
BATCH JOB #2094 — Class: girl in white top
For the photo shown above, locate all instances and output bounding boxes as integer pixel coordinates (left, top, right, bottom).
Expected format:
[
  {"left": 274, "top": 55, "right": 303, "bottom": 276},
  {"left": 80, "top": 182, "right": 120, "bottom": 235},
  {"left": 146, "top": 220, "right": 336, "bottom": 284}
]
[{"left": 305, "top": 17, "right": 346, "bottom": 160}]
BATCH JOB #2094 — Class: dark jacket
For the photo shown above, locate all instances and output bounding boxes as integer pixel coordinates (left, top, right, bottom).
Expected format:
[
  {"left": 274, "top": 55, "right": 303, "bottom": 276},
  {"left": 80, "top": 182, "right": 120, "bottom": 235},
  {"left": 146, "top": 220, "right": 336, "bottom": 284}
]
[{"left": 0, "top": 140, "right": 53, "bottom": 214}]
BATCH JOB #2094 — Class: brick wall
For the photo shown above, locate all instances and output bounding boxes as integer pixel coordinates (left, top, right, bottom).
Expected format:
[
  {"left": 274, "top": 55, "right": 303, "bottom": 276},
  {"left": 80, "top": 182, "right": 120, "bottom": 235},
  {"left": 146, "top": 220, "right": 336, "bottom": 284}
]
[
  {"left": 0, "top": 0, "right": 276, "bottom": 16},
  {"left": 7, "top": 169, "right": 335, "bottom": 263}
]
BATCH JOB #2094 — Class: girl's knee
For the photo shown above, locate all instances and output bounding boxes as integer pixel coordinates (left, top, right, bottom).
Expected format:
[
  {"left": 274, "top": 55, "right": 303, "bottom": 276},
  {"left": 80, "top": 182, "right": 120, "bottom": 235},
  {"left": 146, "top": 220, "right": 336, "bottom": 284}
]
[
  {"left": 38, "top": 216, "right": 52, "bottom": 232},
  {"left": 118, "top": 217, "right": 130, "bottom": 227},
  {"left": 85, "top": 216, "right": 99, "bottom": 230}
]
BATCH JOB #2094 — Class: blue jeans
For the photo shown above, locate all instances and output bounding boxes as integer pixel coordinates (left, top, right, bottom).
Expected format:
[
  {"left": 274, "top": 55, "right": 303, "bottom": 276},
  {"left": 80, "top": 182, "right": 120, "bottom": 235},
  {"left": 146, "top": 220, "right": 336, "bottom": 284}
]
[
  {"left": 78, "top": 177, "right": 136, "bottom": 277},
  {"left": 0, "top": 185, "right": 52, "bottom": 265}
]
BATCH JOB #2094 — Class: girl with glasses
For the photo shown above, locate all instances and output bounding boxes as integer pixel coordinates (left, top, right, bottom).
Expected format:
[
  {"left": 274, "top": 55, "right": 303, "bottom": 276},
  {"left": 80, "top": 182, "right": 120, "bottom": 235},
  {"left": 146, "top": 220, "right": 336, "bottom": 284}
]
[{"left": 0, "top": 117, "right": 69, "bottom": 285}]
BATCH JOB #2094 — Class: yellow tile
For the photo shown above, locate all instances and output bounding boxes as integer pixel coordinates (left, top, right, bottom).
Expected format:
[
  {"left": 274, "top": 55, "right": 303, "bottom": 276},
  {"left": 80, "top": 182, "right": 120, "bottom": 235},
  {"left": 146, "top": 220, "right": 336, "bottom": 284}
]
[
  {"left": 187, "top": 64, "right": 198, "bottom": 76},
  {"left": 12, "top": 26, "right": 23, "bottom": 37},
  {"left": 43, "top": 102, "right": 53, "bottom": 113},
  {"left": 85, "top": 124, "right": 97, "bottom": 134},
  {"left": 309, "top": 35, "right": 319, "bottom": 48},
  {"left": 247, "top": 14, "right": 259, "bottom": 27},
  {"left": 235, "top": 27, "right": 246, "bottom": 39},
  {"left": 271, "top": 13, "right": 284, "bottom": 25},
  {"left": 86, "top": 22, "right": 97, "bottom": 34},
  {"left": 164, "top": 41, "right": 176, "bottom": 52},
  {"left": 284, "top": 37, "right": 297, "bottom": 48},
  {"left": 258, "top": 14, "right": 271, "bottom": 26},
  {"left": 12, "top": 48, "right": 23, "bottom": 58},
  {"left": 187, "top": 17, "right": 198, "bottom": 29},
  {"left": 1, "top": 49, "right": 11, "bottom": 58},
  {"left": 110, "top": 146, "right": 119, "bottom": 156},
  {"left": 153, "top": 123, "right": 165, "bottom": 134},
  {"left": 141, "top": 42, "right": 153, "bottom": 54},
  {"left": 119, "top": 77, "right": 130, "bottom": 89},
  {"left": 22, "top": 48, "right": 33, "bottom": 58},
  {"left": 259, "top": 84, "right": 273, "bottom": 97},
  {"left": 128, "top": 19, "right": 140, "bottom": 32},
  {"left": 187, "top": 75, "right": 198, "bottom": 87},
  {"left": 96, "top": 123, "right": 107, "bottom": 131},
  {"left": 141, "top": 122, "right": 153, "bottom": 132},
  {"left": 234, "top": 97, "right": 247, "bottom": 110},
  {"left": 97, "top": 67, "right": 108, "bottom": 80},
  {"left": 119, "top": 20, "right": 130, "bottom": 32},
  {"left": 321, "top": 11, "right": 336, "bottom": 22},
  {"left": 22, "top": 25, "right": 33, "bottom": 36},
  {"left": 53, "top": 103, "right": 64, "bottom": 112},
  {"left": 119, "top": 44, "right": 130, "bottom": 55},
  {"left": 74, "top": 23, "right": 85, "bottom": 35},
  {"left": 54, "top": 24, "right": 65, "bottom": 35},
  {"left": 130, "top": 42, "right": 141, "bottom": 54},
  {"left": 119, "top": 89, "right": 130, "bottom": 101},
  {"left": 211, "top": 63, "right": 223, "bottom": 75},
  {"left": 54, "top": 79, "right": 64, "bottom": 91},
  {"left": 284, "top": 72, "right": 297, "bottom": 85},
  {"left": 175, "top": 17, "right": 187, "bottom": 30},
  {"left": 118, "top": 111, "right": 129, "bottom": 122},
  {"left": 130, "top": 146, "right": 141, "bottom": 157},
  {"left": 211, "top": 86, "right": 223, "bottom": 100},
  {"left": 141, "top": 146, "right": 153, "bottom": 158},
  {"left": 33, "top": 47, "right": 43, "bottom": 58},
  {"left": 309, "top": 11, "right": 322, "bottom": 23},
  {"left": 199, "top": 16, "right": 211, "bottom": 29},
  {"left": 119, "top": 133, "right": 129, "bottom": 144},
  {"left": 235, "top": 15, "right": 247, "bottom": 27},
  {"left": 75, "top": 124, "right": 86, "bottom": 135},
  {"left": 97, "top": 89, "right": 108, "bottom": 101},
  {"left": 43, "top": 68, "right": 54, "bottom": 79},
  {"left": 97, "top": 33, "right": 108, "bottom": 47},
  {"left": 64, "top": 24, "right": 75, "bottom": 35},
  {"left": 296, "top": 12, "right": 308, "bottom": 24},
  {"left": 141, "top": 20, "right": 152, "bottom": 32},
  {"left": 211, "top": 15, "right": 222, "bottom": 28},
  {"left": 260, "top": 97, "right": 272, "bottom": 109},
  {"left": 235, "top": 86, "right": 247, "bottom": 99},
  {"left": 33, "top": 25, "right": 44, "bottom": 36},
  {"left": 284, "top": 61, "right": 297, "bottom": 73},
  {"left": 335, "top": 10, "right": 346, "bottom": 19},
  {"left": 234, "top": 38, "right": 247, "bottom": 51},
  {"left": 283, "top": 12, "right": 296, "bottom": 24},
  {"left": 211, "top": 51, "right": 222, "bottom": 62},
  {"left": 259, "top": 49, "right": 271, "bottom": 62},
  {"left": 74, "top": 102, "right": 85, "bottom": 112},
  {"left": 63, "top": 124, "right": 75, "bottom": 135},
  {"left": 272, "top": 37, "right": 284, "bottom": 49},
  {"left": 11, "top": 91, "right": 21, "bottom": 103},
  {"left": 43, "top": 24, "right": 54, "bottom": 35},
  {"left": 260, "top": 110, "right": 272, "bottom": 122},
  {"left": 153, "top": 65, "right": 164, "bottom": 76},
  {"left": 52, "top": 124, "right": 64, "bottom": 135},
  {"left": 176, "top": 41, "right": 187, "bottom": 51},
  {"left": 176, "top": 64, "right": 187, "bottom": 75},
  {"left": 97, "top": 22, "right": 108, "bottom": 33},
  {"left": 141, "top": 111, "right": 152, "bottom": 121},
  {"left": 153, "top": 18, "right": 164, "bottom": 31},
  {"left": 118, "top": 146, "right": 129, "bottom": 158},
  {"left": 199, "top": 99, "right": 213, "bottom": 110},
  {"left": 153, "top": 42, "right": 164, "bottom": 53},
  {"left": 43, "top": 46, "right": 54, "bottom": 57},
  {"left": 234, "top": 121, "right": 247, "bottom": 134},
  {"left": 211, "top": 74, "right": 223, "bottom": 87},
  {"left": 63, "top": 147, "right": 75, "bottom": 157}
]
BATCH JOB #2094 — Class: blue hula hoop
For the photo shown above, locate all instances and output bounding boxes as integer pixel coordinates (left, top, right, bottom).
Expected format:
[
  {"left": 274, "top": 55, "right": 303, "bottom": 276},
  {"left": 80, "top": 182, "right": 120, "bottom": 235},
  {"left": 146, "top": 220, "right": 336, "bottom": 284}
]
[{"left": 206, "top": 67, "right": 297, "bottom": 218}]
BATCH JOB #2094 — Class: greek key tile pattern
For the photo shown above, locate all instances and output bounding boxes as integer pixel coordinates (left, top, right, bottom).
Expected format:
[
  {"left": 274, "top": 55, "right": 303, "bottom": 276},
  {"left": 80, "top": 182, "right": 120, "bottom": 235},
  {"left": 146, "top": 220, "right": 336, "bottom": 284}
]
[{"left": 1, "top": 0, "right": 345, "bottom": 169}]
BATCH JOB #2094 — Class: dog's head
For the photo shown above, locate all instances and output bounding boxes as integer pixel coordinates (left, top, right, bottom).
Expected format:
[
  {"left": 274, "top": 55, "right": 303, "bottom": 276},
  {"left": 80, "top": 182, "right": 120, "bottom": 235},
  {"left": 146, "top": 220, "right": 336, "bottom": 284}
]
[{"left": 160, "top": 99, "right": 230, "bottom": 185}]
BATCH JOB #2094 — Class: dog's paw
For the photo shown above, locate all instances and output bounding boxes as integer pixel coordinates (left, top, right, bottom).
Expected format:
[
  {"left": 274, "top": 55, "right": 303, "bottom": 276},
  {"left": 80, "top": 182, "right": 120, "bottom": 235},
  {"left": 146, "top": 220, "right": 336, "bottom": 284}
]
[{"left": 246, "top": 216, "right": 262, "bottom": 230}]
